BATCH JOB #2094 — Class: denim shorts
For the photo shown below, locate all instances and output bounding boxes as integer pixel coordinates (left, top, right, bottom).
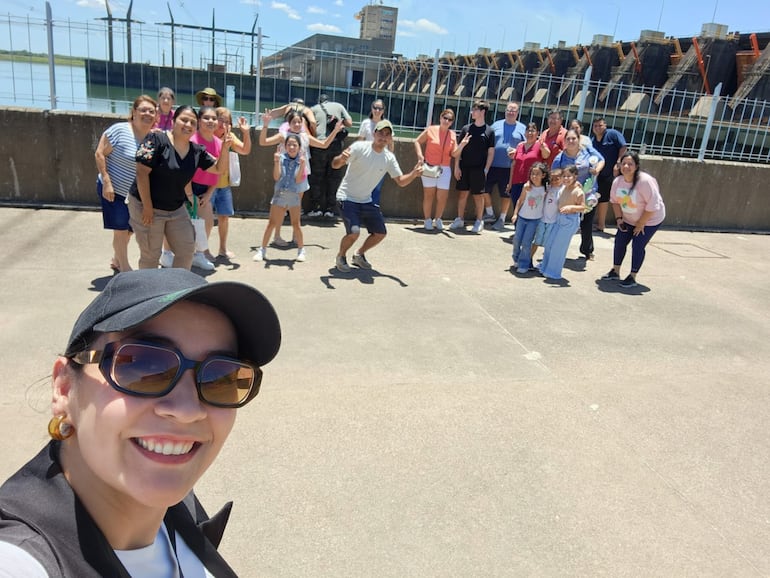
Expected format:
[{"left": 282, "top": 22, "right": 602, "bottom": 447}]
[
  {"left": 533, "top": 221, "right": 555, "bottom": 246},
  {"left": 211, "top": 186, "right": 234, "bottom": 216},
  {"left": 271, "top": 189, "right": 301, "bottom": 208},
  {"left": 97, "top": 179, "right": 131, "bottom": 231},
  {"left": 339, "top": 200, "right": 387, "bottom": 235}
]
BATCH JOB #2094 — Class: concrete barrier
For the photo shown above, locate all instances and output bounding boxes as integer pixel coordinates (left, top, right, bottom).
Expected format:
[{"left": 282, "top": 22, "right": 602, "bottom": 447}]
[{"left": 1, "top": 107, "right": 768, "bottom": 231}]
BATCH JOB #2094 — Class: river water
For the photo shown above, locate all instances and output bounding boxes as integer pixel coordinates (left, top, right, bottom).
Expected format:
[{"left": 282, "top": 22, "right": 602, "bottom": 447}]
[{"left": 0, "top": 60, "right": 263, "bottom": 123}]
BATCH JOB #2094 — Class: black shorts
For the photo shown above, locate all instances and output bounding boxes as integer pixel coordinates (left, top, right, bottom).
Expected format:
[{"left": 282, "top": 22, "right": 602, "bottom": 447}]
[
  {"left": 597, "top": 175, "right": 614, "bottom": 203},
  {"left": 484, "top": 167, "right": 511, "bottom": 197},
  {"left": 457, "top": 165, "right": 486, "bottom": 195}
]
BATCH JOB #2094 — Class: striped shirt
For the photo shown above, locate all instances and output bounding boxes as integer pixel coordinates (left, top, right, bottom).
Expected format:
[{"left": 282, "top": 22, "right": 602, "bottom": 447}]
[{"left": 98, "top": 122, "right": 141, "bottom": 197}]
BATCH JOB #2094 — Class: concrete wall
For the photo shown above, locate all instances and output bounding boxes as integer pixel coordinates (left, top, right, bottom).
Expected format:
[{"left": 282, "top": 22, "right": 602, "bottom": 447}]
[{"left": 1, "top": 107, "right": 768, "bottom": 232}]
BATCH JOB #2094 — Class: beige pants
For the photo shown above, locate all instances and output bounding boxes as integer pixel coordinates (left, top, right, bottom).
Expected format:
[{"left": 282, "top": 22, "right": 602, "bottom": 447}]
[{"left": 127, "top": 195, "right": 195, "bottom": 270}]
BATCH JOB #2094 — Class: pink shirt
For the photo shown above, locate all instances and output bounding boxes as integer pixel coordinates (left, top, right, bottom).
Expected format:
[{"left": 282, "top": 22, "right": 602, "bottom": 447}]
[
  {"left": 191, "top": 133, "right": 222, "bottom": 187},
  {"left": 610, "top": 171, "right": 666, "bottom": 226}
]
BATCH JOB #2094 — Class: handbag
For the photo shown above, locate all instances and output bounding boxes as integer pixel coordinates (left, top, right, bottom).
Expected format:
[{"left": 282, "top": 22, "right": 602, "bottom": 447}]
[
  {"left": 422, "top": 163, "right": 442, "bottom": 179},
  {"left": 229, "top": 151, "right": 241, "bottom": 187},
  {"left": 186, "top": 195, "right": 209, "bottom": 252}
]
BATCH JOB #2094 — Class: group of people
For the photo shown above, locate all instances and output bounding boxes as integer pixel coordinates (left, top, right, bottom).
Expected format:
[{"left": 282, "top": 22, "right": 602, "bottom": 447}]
[
  {"left": 96, "top": 87, "right": 249, "bottom": 273},
  {"left": 93, "top": 88, "right": 664, "bottom": 286}
]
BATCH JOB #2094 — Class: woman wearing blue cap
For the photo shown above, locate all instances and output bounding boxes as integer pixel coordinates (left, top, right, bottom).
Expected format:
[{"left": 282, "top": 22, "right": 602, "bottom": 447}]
[{"left": 0, "top": 269, "right": 281, "bottom": 576}]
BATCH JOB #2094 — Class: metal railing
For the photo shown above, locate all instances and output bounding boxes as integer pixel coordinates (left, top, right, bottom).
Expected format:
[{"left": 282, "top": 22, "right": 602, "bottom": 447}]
[{"left": 1, "top": 9, "right": 768, "bottom": 163}]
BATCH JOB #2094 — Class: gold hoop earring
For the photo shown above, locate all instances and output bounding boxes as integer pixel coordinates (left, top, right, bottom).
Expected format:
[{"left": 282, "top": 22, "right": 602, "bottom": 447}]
[{"left": 48, "top": 415, "right": 74, "bottom": 441}]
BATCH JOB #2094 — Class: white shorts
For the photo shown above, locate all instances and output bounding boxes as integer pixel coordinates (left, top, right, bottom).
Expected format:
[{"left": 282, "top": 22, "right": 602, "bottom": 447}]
[{"left": 420, "top": 165, "right": 452, "bottom": 190}]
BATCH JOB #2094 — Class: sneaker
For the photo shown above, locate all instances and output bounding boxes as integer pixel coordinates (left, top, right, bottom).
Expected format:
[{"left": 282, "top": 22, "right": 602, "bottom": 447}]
[
  {"left": 424, "top": 219, "right": 433, "bottom": 231},
  {"left": 516, "top": 267, "right": 528, "bottom": 274},
  {"left": 351, "top": 253, "right": 372, "bottom": 269},
  {"left": 492, "top": 216, "right": 505, "bottom": 231},
  {"left": 307, "top": 210, "right": 322, "bottom": 218},
  {"left": 471, "top": 219, "right": 483, "bottom": 234},
  {"left": 159, "top": 250, "right": 174, "bottom": 268},
  {"left": 449, "top": 217, "right": 464, "bottom": 230},
  {"left": 252, "top": 247, "right": 265, "bottom": 262},
  {"left": 324, "top": 211, "right": 336, "bottom": 219},
  {"left": 601, "top": 269, "right": 620, "bottom": 280},
  {"left": 296, "top": 248, "right": 306, "bottom": 262},
  {"left": 192, "top": 252, "right": 215, "bottom": 271},
  {"left": 483, "top": 211, "right": 496, "bottom": 223},
  {"left": 619, "top": 274, "right": 638, "bottom": 288},
  {"left": 272, "top": 236, "right": 289, "bottom": 247},
  {"left": 335, "top": 255, "right": 350, "bottom": 272},
  {"left": 434, "top": 218, "right": 444, "bottom": 231}
]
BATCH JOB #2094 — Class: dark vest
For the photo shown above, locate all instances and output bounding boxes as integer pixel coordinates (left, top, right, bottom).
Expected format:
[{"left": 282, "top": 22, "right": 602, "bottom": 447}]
[{"left": 0, "top": 442, "right": 237, "bottom": 577}]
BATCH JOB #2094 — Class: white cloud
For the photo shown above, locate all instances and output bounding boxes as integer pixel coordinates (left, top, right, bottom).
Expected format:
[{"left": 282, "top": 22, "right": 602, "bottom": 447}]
[
  {"left": 334, "top": 0, "right": 343, "bottom": 6},
  {"left": 399, "top": 18, "right": 448, "bottom": 35},
  {"left": 308, "top": 6, "right": 326, "bottom": 14},
  {"left": 240, "top": 0, "right": 261, "bottom": 5},
  {"left": 307, "top": 22, "right": 342, "bottom": 33},
  {"left": 272, "top": 1, "right": 301, "bottom": 20},
  {"left": 76, "top": 0, "right": 106, "bottom": 8}
]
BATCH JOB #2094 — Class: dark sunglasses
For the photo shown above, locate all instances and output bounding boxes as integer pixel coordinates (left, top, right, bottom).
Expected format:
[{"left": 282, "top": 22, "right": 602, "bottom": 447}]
[
  {"left": 372, "top": 106, "right": 384, "bottom": 110},
  {"left": 201, "top": 96, "right": 216, "bottom": 102},
  {"left": 441, "top": 116, "right": 454, "bottom": 121},
  {"left": 71, "top": 340, "right": 262, "bottom": 408}
]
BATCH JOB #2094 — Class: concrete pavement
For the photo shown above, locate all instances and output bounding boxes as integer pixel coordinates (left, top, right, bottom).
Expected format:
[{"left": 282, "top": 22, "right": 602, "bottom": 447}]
[{"left": 0, "top": 206, "right": 768, "bottom": 577}]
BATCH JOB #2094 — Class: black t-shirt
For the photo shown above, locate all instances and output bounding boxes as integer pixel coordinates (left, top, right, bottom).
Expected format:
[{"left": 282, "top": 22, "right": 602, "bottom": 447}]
[
  {"left": 458, "top": 123, "right": 495, "bottom": 168},
  {"left": 457, "top": 123, "right": 495, "bottom": 167},
  {"left": 130, "top": 131, "right": 216, "bottom": 211}
]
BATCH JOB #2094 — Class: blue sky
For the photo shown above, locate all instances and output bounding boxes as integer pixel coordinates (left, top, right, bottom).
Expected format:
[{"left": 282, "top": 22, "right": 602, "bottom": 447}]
[{"left": 8, "top": 0, "right": 769, "bottom": 59}]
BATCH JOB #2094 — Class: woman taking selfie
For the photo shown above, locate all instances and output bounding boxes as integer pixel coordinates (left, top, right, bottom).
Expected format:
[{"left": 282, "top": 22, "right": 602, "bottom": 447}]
[{"left": 0, "top": 268, "right": 281, "bottom": 576}]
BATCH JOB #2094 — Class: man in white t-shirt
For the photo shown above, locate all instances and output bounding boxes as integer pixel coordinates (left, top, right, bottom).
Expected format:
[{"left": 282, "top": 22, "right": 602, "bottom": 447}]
[{"left": 331, "top": 120, "right": 423, "bottom": 272}]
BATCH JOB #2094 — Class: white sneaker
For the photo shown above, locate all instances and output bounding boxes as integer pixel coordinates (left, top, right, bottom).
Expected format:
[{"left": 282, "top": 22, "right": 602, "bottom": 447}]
[
  {"left": 252, "top": 247, "right": 265, "bottom": 262},
  {"left": 296, "top": 248, "right": 306, "bottom": 262},
  {"left": 424, "top": 219, "right": 433, "bottom": 231},
  {"left": 449, "top": 217, "right": 464, "bottom": 230},
  {"left": 159, "top": 250, "right": 174, "bottom": 268},
  {"left": 492, "top": 216, "right": 506, "bottom": 231},
  {"left": 471, "top": 219, "right": 483, "bottom": 234},
  {"left": 324, "top": 211, "right": 336, "bottom": 219},
  {"left": 307, "top": 210, "right": 322, "bottom": 218},
  {"left": 192, "top": 252, "right": 215, "bottom": 270},
  {"left": 435, "top": 218, "right": 444, "bottom": 231}
]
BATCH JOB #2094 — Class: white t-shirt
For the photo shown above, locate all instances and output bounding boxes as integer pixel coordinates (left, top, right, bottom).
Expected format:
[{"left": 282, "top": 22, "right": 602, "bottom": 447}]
[
  {"left": 542, "top": 185, "right": 563, "bottom": 223},
  {"left": 518, "top": 184, "right": 546, "bottom": 220},
  {"left": 336, "top": 141, "right": 402, "bottom": 203},
  {"left": 115, "top": 524, "right": 213, "bottom": 577},
  {"left": 357, "top": 118, "right": 375, "bottom": 141},
  {"left": 0, "top": 541, "right": 48, "bottom": 577}
]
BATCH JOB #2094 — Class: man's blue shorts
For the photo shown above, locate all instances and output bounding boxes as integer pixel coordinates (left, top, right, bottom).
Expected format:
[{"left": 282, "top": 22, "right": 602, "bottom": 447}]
[{"left": 338, "top": 200, "right": 387, "bottom": 235}]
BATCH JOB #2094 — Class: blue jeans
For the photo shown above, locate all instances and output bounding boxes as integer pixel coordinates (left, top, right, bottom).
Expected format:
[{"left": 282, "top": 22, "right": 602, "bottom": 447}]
[
  {"left": 512, "top": 216, "right": 540, "bottom": 270},
  {"left": 540, "top": 212, "right": 580, "bottom": 279},
  {"left": 614, "top": 222, "right": 661, "bottom": 273}
]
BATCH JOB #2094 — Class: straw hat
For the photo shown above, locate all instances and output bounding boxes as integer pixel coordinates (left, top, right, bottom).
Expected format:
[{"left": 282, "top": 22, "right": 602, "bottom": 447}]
[{"left": 195, "top": 87, "right": 222, "bottom": 107}]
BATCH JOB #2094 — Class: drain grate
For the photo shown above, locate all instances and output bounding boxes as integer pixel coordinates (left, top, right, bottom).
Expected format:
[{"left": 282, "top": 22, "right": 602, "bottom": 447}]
[{"left": 652, "top": 242, "right": 728, "bottom": 258}]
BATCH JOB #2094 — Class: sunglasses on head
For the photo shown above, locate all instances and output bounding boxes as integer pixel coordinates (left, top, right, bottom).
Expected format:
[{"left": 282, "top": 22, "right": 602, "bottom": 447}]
[{"left": 71, "top": 340, "right": 261, "bottom": 408}]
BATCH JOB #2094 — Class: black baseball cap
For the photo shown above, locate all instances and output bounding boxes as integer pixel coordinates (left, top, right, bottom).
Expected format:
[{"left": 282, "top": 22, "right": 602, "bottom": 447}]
[{"left": 65, "top": 269, "right": 281, "bottom": 366}]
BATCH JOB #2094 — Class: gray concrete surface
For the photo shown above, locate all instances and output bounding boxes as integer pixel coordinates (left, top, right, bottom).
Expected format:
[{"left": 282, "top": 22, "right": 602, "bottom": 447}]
[{"left": 0, "top": 206, "right": 768, "bottom": 577}]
